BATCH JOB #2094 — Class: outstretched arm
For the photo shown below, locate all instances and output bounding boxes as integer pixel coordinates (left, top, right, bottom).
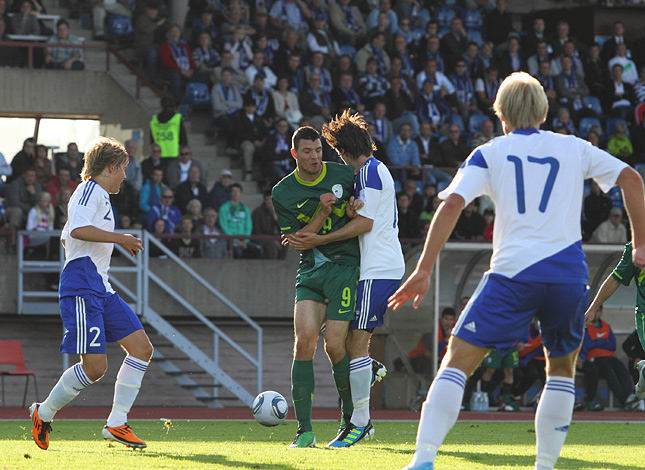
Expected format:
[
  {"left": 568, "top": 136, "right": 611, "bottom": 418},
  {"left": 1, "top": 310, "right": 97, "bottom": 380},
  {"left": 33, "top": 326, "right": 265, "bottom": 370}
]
[
  {"left": 388, "top": 193, "right": 465, "bottom": 310},
  {"left": 584, "top": 275, "right": 621, "bottom": 326}
]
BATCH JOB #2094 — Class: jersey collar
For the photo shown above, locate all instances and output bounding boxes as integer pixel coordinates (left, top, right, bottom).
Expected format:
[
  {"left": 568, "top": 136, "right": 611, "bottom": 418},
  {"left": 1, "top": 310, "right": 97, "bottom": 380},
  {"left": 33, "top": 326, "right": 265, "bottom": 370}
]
[
  {"left": 295, "top": 162, "right": 327, "bottom": 186},
  {"left": 512, "top": 128, "right": 539, "bottom": 135}
]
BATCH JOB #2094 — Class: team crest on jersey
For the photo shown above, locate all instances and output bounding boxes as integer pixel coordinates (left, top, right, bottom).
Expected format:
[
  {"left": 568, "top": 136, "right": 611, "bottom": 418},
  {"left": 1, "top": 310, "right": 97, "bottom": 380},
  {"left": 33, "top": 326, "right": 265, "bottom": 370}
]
[{"left": 331, "top": 184, "right": 343, "bottom": 198}]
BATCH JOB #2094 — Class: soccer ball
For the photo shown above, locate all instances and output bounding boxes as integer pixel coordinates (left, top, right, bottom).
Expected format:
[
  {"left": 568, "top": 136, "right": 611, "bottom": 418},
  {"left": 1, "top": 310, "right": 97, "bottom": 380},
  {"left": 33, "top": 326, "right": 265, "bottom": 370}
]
[{"left": 252, "top": 391, "right": 288, "bottom": 426}]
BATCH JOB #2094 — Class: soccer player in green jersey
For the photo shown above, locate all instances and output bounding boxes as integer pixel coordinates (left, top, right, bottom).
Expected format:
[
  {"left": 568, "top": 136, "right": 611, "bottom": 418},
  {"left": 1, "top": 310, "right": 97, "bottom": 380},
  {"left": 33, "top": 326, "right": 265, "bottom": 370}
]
[
  {"left": 585, "top": 241, "right": 645, "bottom": 399},
  {"left": 271, "top": 126, "right": 361, "bottom": 448}
]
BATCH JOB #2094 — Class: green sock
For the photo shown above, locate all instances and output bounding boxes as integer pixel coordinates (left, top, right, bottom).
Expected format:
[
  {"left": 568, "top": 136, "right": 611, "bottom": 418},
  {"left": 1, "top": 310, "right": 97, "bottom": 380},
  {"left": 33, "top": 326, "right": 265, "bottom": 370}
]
[
  {"left": 332, "top": 354, "right": 353, "bottom": 418},
  {"left": 291, "top": 359, "right": 314, "bottom": 432}
]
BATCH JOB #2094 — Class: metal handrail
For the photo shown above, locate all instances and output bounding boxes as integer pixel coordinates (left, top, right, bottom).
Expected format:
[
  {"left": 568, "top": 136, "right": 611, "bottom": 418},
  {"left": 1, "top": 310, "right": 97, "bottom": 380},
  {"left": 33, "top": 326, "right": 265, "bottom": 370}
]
[{"left": 0, "top": 41, "right": 163, "bottom": 99}]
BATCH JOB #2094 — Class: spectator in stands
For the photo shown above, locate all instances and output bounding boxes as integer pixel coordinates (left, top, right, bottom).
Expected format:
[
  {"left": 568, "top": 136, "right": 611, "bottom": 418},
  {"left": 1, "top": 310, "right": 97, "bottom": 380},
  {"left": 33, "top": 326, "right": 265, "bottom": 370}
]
[
  {"left": 190, "top": 7, "right": 218, "bottom": 46},
  {"left": 602, "top": 20, "right": 629, "bottom": 65},
  {"left": 148, "top": 218, "right": 170, "bottom": 257},
  {"left": 416, "top": 58, "right": 456, "bottom": 111},
  {"left": 605, "top": 64, "right": 635, "bottom": 123},
  {"left": 358, "top": 57, "right": 390, "bottom": 110},
  {"left": 33, "top": 144, "right": 52, "bottom": 187},
  {"left": 306, "top": 15, "right": 340, "bottom": 63},
  {"left": 170, "top": 215, "right": 201, "bottom": 258},
  {"left": 268, "top": 0, "right": 310, "bottom": 36},
  {"left": 147, "top": 187, "right": 181, "bottom": 233},
  {"left": 150, "top": 96, "right": 188, "bottom": 159},
  {"left": 329, "top": 0, "right": 366, "bottom": 48},
  {"left": 366, "top": 0, "right": 397, "bottom": 33},
  {"left": 167, "top": 145, "right": 206, "bottom": 190},
  {"left": 245, "top": 72, "right": 276, "bottom": 128},
  {"left": 512, "top": 318, "right": 546, "bottom": 406},
  {"left": 414, "top": 120, "right": 438, "bottom": 164},
  {"left": 186, "top": 198, "right": 205, "bottom": 232},
  {"left": 584, "top": 43, "right": 609, "bottom": 100},
  {"left": 395, "top": 17, "right": 414, "bottom": 44},
  {"left": 396, "top": 191, "right": 420, "bottom": 244},
  {"left": 331, "top": 72, "right": 364, "bottom": 115},
  {"left": 527, "top": 40, "right": 552, "bottom": 77},
  {"left": 583, "top": 179, "right": 612, "bottom": 241},
  {"left": 357, "top": 30, "right": 391, "bottom": 76},
  {"left": 401, "top": 178, "right": 424, "bottom": 215},
  {"left": 415, "top": 80, "right": 445, "bottom": 129},
  {"left": 497, "top": 34, "right": 525, "bottom": 78},
  {"left": 366, "top": 122, "right": 389, "bottom": 164},
  {"left": 274, "top": 29, "right": 304, "bottom": 72},
  {"left": 523, "top": 17, "right": 547, "bottom": 59},
  {"left": 367, "top": 11, "right": 394, "bottom": 53},
  {"left": 175, "top": 165, "right": 210, "bottom": 213},
  {"left": 439, "top": 124, "right": 469, "bottom": 169},
  {"left": 139, "top": 167, "right": 167, "bottom": 219},
  {"left": 0, "top": 17, "right": 15, "bottom": 67},
  {"left": 192, "top": 32, "right": 220, "bottom": 83},
  {"left": 201, "top": 206, "right": 228, "bottom": 259},
  {"left": 384, "top": 76, "right": 416, "bottom": 133},
  {"left": 463, "top": 42, "right": 481, "bottom": 80},
  {"left": 57, "top": 142, "right": 83, "bottom": 182},
  {"left": 252, "top": 191, "right": 285, "bottom": 259},
  {"left": 212, "top": 50, "right": 248, "bottom": 88},
  {"left": 299, "top": 72, "right": 331, "bottom": 130},
  {"left": 46, "top": 167, "right": 77, "bottom": 206},
  {"left": 224, "top": 24, "right": 254, "bottom": 72},
  {"left": 284, "top": 52, "right": 306, "bottom": 95},
  {"left": 305, "top": 51, "right": 332, "bottom": 94},
  {"left": 577, "top": 305, "right": 637, "bottom": 411},
  {"left": 272, "top": 76, "right": 302, "bottom": 130},
  {"left": 25, "top": 190, "right": 54, "bottom": 255},
  {"left": 160, "top": 24, "right": 196, "bottom": 102},
  {"left": 484, "top": 0, "right": 513, "bottom": 47},
  {"left": 0, "top": 0, "right": 11, "bottom": 31},
  {"left": 54, "top": 186, "right": 71, "bottom": 229},
  {"left": 92, "top": 0, "right": 132, "bottom": 40},
  {"left": 44, "top": 19, "right": 84, "bottom": 70},
  {"left": 219, "top": 183, "right": 263, "bottom": 258},
  {"left": 550, "top": 20, "right": 585, "bottom": 59},
  {"left": 441, "top": 17, "right": 469, "bottom": 72},
  {"left": 417, "top": 35, "right": 445, "bottom": 74},
  {"left": 262, "top": 117, "right": 293, "bottom": 181},
  {"left": 9, "top": 138, "right": 35, "bottom": 184},
  {"left": 209, "top": 169, "right": 232, "bottom": 210},
  {"left": 211, "top": 67, "right": 243, "bottom": 149},
  {"left": 387, "top": 122, "right": 421, "bottom": 185},
  {"left": 591, "top": 207, "right": 627, "bottom": 244},
  {"left": 550, "top": 40, "right": 584, "bottom": 78},
  {"left": 235, "top": 96, "right": 268, "bottom": 181},
  {"left": 366, "top": 101, "right": 392, "bottom": 145},
  {"left": 331, "top": 54, "right": 356, "bottom": 88},
  {"left": 451, "top": 59, "right": 478, "bottom": 130},
  {"left": 5, "top": 167, "right": 41, "bottom": 230},
  {"left": 141, "top": 143, "right": 166, "bottom": 183},
  {"left": 0, "top": 151, "right": 12, "bottom": 197},
  {"left": 554, "top": 56, "right": 589, "bottom": 119},
  {"left": 607, "top": 121, "right": 634, "bottom": 163},
  {"left": 609, "top": 43, "right": 638, "bottom": 85},
  {"left": 11, "top": 0, "right": 39, "bottom": 36},
  {"left": 474, "top": 65, "right": 500, "bottom": 122},
  {"left": 110, "top": 178, "right": 138, "bottom": 223},
  {"left": 452, "top": 200, "right": 485, "bottom": 241},
  {"left": 133, "top": 0, "right": 165, "bottom": 83},
  {"left": 552, "top": 107, "right": 577, "bottom": 136},
  {"left": 470, "top": 117, "right": 496, "bottom": 148},
  {"left": 634, "top": 65, "right": 645, "bottom": 105},
  {"left": 391, "top": 34, "right": 415, "bottom": 80},
  {"left": 245, "top": 50, "right": 277, "bottom": 89},
  {"left": 401, "top": 307, "right": 457, "bottom": 380},
  {"left": 124, "top": 140, "right": 143, "bottom": 193},
  {"left": 534, "top": 60, "right": 559, "bottom": 119}
]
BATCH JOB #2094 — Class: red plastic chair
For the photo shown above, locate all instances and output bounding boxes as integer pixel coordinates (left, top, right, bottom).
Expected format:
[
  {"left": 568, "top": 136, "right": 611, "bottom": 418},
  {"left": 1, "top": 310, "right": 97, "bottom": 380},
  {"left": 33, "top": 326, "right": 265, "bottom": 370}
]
[{"left": 0, "top": 340, "right": 39, "bottom": 408}]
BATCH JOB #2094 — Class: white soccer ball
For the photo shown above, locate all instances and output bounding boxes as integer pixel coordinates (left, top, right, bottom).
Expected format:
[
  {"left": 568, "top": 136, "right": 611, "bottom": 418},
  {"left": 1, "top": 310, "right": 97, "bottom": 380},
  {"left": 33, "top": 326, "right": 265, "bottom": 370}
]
[{"left": 252, "top": 390, "right": 289, "bottom": 427}]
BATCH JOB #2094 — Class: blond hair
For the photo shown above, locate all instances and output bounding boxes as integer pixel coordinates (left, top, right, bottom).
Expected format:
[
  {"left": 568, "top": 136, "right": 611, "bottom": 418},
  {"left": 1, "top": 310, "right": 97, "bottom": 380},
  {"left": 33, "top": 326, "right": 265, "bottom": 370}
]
[
  {"left": 493, "top": 72, "right": 548, "bottom": 132},
  {"left": 80, "top": 137, "right": 128, "bottom": 181},
  {"left": 35, "top": 191, "right": 55, "bottom": 228}
]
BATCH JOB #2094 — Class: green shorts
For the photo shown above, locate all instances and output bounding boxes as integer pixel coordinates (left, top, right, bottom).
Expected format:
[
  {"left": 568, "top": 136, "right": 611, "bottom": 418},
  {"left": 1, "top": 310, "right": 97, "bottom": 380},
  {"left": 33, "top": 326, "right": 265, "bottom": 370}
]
[
  {"left": 636, "top": 307, "right": 645, "bottom": 350},
  {"left": 295, "top": 263, "right": 359, "bottom": 321},
  {"left": 483, "top": 347, "right": 519, "bottom": 369}
]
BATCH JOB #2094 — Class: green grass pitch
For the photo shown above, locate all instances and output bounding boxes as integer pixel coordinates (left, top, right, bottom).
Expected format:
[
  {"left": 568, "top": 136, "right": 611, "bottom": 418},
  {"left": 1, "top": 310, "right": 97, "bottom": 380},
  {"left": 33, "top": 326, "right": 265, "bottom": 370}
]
[{"left": 1, "top": 420, "right": 644, "bottom": 469}]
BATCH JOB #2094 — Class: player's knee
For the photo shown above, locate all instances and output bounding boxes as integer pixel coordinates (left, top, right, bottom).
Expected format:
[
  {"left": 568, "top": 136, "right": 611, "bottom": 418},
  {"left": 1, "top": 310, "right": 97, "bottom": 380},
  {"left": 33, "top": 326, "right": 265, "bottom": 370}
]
[
  {"left": 293, "top": 334, "right": 317, "bottom": 359},
  {"left": 82, "top": 359, "right": 108, "bottom": 382},
  {"left": 324, "top": 337, "right": 346, "bottom": 362}
]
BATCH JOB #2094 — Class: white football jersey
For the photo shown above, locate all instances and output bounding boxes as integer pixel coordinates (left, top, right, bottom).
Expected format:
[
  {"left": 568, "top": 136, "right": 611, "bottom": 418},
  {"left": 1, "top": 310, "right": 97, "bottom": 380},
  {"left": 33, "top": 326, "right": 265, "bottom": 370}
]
[
  {"left": 355, "top": 157, "right": 405, "bottom": 280},
  {"left": 60, "top": 179, "right": 116, "bottom": 297},
  {"left": 440, "top": 129, "right": 628, "bottom": 283}
]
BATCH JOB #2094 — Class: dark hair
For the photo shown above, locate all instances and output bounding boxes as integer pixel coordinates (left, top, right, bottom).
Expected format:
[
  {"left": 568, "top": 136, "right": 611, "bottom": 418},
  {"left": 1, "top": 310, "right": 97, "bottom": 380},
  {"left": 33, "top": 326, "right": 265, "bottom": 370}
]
[
  {"left": 441, "top": 307, "right": 456, "bottom": 318},
  {"left": 322, "top": 110, "right": 375, "bottom": 161},
  {"left": 56, "top": 19, "right": 69, "bottom": 28},
  {"left": 230, "top": 182, "right": 243, "bottom": 191},
  {"left": 161, "top": 96, "right": 176, "bottom": 110},
  {"left": 292, "top": 126, "right": 320, "bottom": 151}
]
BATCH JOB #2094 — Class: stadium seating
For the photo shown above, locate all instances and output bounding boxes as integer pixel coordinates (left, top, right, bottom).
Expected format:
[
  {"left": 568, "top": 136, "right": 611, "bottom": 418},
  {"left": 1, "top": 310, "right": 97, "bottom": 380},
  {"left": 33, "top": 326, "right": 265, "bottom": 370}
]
[
  {"left": 435, "top": 6, "right": 456, "bottom": 30},
  {"left": 185, "top": 82, "right": 211, "bottom": 106},
  {"left": 107, "top": 14, "right": 133, "bottom": 39},
  {"left": 579, "top": 116, "right": 603, "bottom": 139},
  {"left": 461, "top": 8, "right": 483, "bottom": 30},
  {"left": 606, "top": 117, "right": 629, "bottom": 137},
  {"left": 468, "top": 113, "right": 489, "bottom": 134},
  {"left": 582, "top": 95, "right": 605, "bottom": 119},
  {"left": 0, "top": 340, "right": 38, "bottom": 408}
]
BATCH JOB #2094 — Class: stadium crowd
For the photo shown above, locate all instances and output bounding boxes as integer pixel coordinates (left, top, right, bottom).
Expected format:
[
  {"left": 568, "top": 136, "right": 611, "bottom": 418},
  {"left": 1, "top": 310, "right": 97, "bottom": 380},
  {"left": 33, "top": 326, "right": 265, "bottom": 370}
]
[{"left": 3, "top": 0, "right": 645, "bottom": 256}]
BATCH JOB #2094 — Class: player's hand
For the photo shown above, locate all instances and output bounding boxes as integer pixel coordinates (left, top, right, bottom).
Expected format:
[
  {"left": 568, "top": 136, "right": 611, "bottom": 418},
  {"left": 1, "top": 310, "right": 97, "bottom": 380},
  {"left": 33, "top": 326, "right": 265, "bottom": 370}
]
[
  {"left": 584, "top": 306, "right": 599, "bottom": 327},
  {"left": 346, "top": 196, "right": 363, "bottom": 219},
  {"left": 120, "top": 234, "right": 143, "bottom": 257},
  {"left": 633, "top": 245, "right": 645, "bottom": 269},
  {"left": 288, "top": 232, "right": 321, "bottom": 251},
  {"left": 281, "top": 233, "right": 290, "bottom": 246},
  {"left": 388, "top": 267, "right": 432, "bottom": 310},
  {"left": 319, "top": 193, "right": 337, "bottom": 215}
]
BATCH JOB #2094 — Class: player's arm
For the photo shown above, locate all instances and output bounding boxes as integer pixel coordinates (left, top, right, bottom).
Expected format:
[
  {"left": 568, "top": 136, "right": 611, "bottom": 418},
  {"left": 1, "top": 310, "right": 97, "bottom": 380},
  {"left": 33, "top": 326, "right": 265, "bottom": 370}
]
[
  {"left": 389, "top": 193, "right": 465, "bottom": 310},
  {"left": 584, "top": 274, "right": 621, "bottom": 327},
  {"left": 288, "top": 214, "right": 373, "bottom": 250},
  {"left": 71, "top": 226, "right": 143, "bottom": 257},
  {"left": 617, "top": 167, "right": 645, "bottom": 267}
]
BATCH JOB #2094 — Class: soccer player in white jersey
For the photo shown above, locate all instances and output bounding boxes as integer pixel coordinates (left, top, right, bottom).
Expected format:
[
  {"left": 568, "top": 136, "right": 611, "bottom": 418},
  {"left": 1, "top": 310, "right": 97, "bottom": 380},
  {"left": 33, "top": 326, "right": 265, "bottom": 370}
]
[
  {"left": 30, "top": 137, "right": 153, "bottom": 451},
  {"left": 388, "top": 72, "right": 645, "bottom": 470},
  {"left": 289, "top": 110, "right": 405, "bottom": 447}
]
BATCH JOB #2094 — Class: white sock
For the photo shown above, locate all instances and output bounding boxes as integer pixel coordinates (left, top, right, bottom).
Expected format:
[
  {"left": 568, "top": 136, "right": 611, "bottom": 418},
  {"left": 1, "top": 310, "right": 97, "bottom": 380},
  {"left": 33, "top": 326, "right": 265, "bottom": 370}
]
[
  {"left": 409, "top": 367, "right": 466, "bottom": 467},
  {"left": 534, "top": 377, "right": 575, "bottom": 470},
  {"left": 349, "top": 356, "right": 372, "bottom": 427},
  {"left": 106, "top": 356, "right": 149, "bottom": 427},
  {"left": 39, "top": 363, "right": 94, "bottom": 422}
]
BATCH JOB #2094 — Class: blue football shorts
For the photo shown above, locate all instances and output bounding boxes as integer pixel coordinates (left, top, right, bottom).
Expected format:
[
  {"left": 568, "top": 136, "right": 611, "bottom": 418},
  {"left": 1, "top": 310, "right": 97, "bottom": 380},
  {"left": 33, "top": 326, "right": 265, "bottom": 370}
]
[
  {"left": 453, "top": 272, "right": 588, "bottom": 358},
  {"left": 350, "top": 278, "right": 401, "bottom": 331},
  {"left": 59, "top": 292, "right": 143, "bottom": 354}
]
